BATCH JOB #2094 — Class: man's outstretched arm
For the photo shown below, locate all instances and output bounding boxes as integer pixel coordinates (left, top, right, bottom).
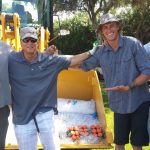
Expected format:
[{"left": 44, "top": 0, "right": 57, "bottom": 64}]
[
  {"left": 105, "top": 74, "right": 150, "bottom": 92},
  {"left": 45, "top": 45, "right": 99, "bottom": 67},
  {"left": 69, "top": 52, "right": 91, "bottom": 67}
]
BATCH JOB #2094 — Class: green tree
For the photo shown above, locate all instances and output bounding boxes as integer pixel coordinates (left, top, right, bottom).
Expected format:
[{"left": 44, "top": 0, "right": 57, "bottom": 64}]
[
  {"left": 54, "top": 0, "right": 120, "bottom": 30},
  {"left": 123, "top": 9, "right": 150, "bottom": 43},
  {"left": 117, "top": 0, "right": 150, "bottom": 43}
]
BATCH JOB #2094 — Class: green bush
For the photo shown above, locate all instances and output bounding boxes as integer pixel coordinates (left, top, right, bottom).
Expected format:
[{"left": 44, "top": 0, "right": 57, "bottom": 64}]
[
  {"left": 54, "top": 13, "right": 96, "bottom": 54},
  {"left": 118, "top": 7, "right": 150, "bottom": 44}
]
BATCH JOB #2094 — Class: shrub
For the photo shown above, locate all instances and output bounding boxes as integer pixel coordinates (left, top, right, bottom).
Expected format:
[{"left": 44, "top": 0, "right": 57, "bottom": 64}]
[{"left": 54, "top": 12, "right": 96, "bottom": 54}]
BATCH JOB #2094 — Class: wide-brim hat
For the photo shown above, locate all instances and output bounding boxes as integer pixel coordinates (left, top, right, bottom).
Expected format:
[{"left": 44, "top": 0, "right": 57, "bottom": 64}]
[
  {"left": 20, "top": 27, "right": 38, "bottom": 40},
  {"left": 97, "top": 13, "right": 121, "bottom": 32}
]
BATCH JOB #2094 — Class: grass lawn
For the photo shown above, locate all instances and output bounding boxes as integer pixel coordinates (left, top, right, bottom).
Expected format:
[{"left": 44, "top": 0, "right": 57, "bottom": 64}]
[{"left": 93, "top": 81, "right": 150, "bottom": 150}]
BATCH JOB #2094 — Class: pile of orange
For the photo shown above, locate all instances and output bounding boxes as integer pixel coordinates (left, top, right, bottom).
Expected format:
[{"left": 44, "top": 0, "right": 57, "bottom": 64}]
[
  {"left": 90, "top": 124, "right": 104, "bottom": 137},
  {"left": 66, "top": 124, "right": 105, "bottom": 142},
  {"left": 66, "top": 126, "right": 80, "bottom": 141},
  {"left": 78, "top": 125, "right": 89, "bottom": 136}
]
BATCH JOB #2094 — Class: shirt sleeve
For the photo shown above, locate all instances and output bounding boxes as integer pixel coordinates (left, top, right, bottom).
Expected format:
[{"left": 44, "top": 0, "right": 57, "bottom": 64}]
[
  {"left": 144, "top": 43, "right": 150, "bottom": 58},
  {"left": 80, "top": 50, "right": 100, "bottom": 71},
  {"left": 0, "top": 41, "right": 13, "bottom": 53},
  {"left": 133, "top": 40, "right": 150, "bottom": 75},
  {"left": 54, "top": 55, "right": 71, "bottom": 71}
]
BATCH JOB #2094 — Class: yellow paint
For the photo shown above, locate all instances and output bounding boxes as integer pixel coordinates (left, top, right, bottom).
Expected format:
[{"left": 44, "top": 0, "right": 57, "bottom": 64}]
[{"left": 0, "top": 13, "right": 49, "bottom": 51}]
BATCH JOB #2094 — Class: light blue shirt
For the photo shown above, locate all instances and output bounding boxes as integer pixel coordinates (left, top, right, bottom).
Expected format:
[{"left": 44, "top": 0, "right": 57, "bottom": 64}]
[
  {"left": 144, "top": 42, "right": 150, "bottom": 58},
  {"left": 0, "top": 41, "right": 11, "bottom": 108},
  {"left": 81, "top": 35, "right": 150, "bottom": 114}
]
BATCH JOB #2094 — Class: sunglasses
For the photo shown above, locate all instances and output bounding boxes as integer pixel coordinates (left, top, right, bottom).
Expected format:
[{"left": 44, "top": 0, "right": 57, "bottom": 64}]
[{"left": 22, "top": 38, "right": 38, "bottom": 43}]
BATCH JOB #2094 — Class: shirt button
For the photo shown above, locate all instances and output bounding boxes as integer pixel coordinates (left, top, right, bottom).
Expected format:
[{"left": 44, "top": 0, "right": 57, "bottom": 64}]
[{"left": 31, "top": 68, "right": 34, "bottom": 71}]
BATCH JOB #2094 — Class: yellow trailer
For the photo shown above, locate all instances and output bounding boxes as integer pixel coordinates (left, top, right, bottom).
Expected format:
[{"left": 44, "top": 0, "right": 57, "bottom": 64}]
[
  {"left": 5, "top": 69, "right": 113, "bottom": 149},
  {"left": 58, "top": 69, "right": 113, "bottom": 149}
]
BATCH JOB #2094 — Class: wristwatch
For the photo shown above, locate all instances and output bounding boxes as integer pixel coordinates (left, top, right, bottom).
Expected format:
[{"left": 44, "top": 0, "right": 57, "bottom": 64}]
[{"left": 128, "top": 82, "right": 136, "bottom": 89}]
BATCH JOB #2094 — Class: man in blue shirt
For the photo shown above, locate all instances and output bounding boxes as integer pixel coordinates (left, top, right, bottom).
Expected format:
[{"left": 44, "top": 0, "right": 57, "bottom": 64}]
[
  {"left": 80, "top": 13, "right": 150, "bottom": 150},
  {"left": 0, "top": 41, "right": 12, "bottom": 150},
  {"left": 0, "top": 30, "right": 63, "bottom": 150},
  {"left": 144, "top": 42, "right": 150, "bottom": 142},
  {"left": 8, "top": 27, "right": 91, "bottom": 150}
]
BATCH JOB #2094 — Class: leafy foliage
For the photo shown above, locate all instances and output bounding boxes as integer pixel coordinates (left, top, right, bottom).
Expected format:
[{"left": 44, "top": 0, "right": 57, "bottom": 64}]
[
  {"left": 53, "top": 0, "right": 78, "bottom": 12},
  {"left": 54, "top": 13, "right": 96, "bottom": 54},
  {"left": 54, "top": 0, "right": 121, "bottom": 30},
  {"left": 117, "top": 4, "right": 150, "bottom": 44}
]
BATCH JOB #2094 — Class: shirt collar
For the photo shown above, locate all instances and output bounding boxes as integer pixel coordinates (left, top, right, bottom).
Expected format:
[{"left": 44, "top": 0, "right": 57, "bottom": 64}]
[
  {"left": 16, "top": 51, "right": 42, "bottom": 63},
  {"left": 103, "top": 35, "right": 124, "bottom": 52}
]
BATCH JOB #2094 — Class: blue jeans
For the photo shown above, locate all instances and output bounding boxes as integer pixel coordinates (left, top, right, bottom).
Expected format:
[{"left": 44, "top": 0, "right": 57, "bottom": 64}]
[{"left": 14, "top": 110, "right": 60, "bottom": 150}]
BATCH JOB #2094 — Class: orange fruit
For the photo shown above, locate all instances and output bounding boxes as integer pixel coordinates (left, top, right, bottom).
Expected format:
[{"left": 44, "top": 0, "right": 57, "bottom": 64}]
[
  {"left": 97, "top": 132, "right": 103, "bottom": 137},
  {"left": 90, "top": 125, "right": 96, "bottom": 129},
  {"left": 71, "top": 135, "right": 77, "bottom": 140},
  {"left": 76, "top": 136, "right": 80, "bottom": 140},
  {"left": 84, "top": 128, "right": 88, "bottom": 132},
  {"left": 93, "top": 133, "right": 98, "bottom": 137},
  {"left": 92, "top": 129, "right": 97, "bottom": 133},
  {"left": 70, "top": 130, "right": 75, "bottom": 135},
  {"left": 79, "top": 128, "right": 84, "bottom": 132},
  {"left": 75, "top": 131, "right": 79, "bottom": 136},
  {"left": 84, "top": 132, "right": 89, "bottom": 136},
  {"left": 96, "top": 128, "right": 102, "bottom": 133}
]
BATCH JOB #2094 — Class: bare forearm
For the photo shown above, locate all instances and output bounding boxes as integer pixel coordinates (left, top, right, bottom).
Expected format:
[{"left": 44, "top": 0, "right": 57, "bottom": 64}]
[
  {"left": 132, "top": 74, "right": 150, "bottom": 87},
  {"left": 126, "top": 74, "right": 150, "bottom": 91},
  {"left": 69, "top": 52, "right": 90, "bottom": 67},
  {"left": 106, "top": 74, "right": 150, "bottom": 92}
]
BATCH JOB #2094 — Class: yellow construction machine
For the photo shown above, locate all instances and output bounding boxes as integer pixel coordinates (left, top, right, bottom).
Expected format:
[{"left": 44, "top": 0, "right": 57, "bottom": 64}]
[
  {"left": 0, "top": 0, "right": 113, "bottom": 149},
  {"left": 0, "top": 0, "right": 50, "bottom": 51}
]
